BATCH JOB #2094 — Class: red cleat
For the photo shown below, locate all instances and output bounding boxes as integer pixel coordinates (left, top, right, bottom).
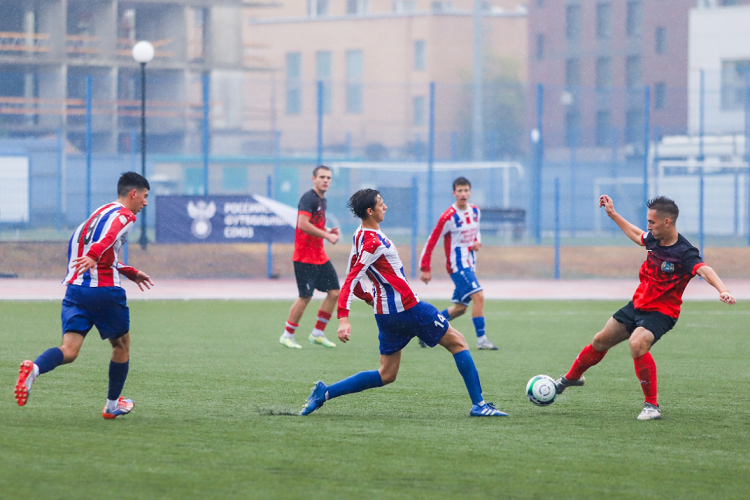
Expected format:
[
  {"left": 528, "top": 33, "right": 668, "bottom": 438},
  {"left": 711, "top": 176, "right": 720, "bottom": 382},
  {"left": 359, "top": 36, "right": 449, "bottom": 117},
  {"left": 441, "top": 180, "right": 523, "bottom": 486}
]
[
  {"left": 102, "top": 398, "right": 135, "bottom": 419},
  {"left": 14, "top": 360, "right": 36, "bottom": 406}
]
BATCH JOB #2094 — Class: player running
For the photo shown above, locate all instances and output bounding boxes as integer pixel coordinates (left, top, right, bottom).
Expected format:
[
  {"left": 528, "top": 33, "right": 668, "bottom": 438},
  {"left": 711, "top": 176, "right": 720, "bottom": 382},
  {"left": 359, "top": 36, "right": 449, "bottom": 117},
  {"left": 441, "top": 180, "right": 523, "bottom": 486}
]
[
  {"left": 299, "top": 188, "right": 507, "bottom": 417},
  {"left": 14, "top": 172, "right": 154, "bottom": 419},
  {"left": 554, "top": 195, "right": 735, "bottom": 420},
  {"left": 419, "top": 177, "right": 497, "bottom": 350},
  {"left": 280, "top": 165, "right": 342, "bottom": 349}
]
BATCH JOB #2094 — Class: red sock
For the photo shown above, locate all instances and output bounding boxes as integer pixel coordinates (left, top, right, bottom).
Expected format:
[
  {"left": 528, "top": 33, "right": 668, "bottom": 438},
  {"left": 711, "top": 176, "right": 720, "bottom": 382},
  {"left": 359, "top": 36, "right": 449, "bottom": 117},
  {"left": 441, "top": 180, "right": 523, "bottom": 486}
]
[
  {"left": 566, "top": 343, "right": 607, "bottom": 380},
  {"left": 634, "top": 352, "right": 658, "bottom": 406},
  {"left": 314, "top": 310, "right": 332, "bottom": 333},
  {"left": 284, "top": 321, "right": 298, "bottom": 335}
]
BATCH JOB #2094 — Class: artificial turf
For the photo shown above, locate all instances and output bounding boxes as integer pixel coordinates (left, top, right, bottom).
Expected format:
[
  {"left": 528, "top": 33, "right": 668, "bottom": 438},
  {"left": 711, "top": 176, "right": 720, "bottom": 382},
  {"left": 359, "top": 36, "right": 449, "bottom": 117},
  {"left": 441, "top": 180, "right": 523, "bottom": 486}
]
[{"left": 1, "top": 299, "right": 749, "bottom": 499}]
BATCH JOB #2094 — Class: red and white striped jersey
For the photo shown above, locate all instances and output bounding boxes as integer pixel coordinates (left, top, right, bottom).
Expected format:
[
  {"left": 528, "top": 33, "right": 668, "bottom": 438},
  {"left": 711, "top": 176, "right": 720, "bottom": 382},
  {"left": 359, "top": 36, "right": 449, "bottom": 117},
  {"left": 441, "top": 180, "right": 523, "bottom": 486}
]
[
  {"left": 338, "top": 227, "right": 420, "bottom": 318},
  {"left": 420, "top": 204, "right": 481, "bottom": 274},
  {"left": 63, "top": 202, "right": 140, "bottom": 287}
]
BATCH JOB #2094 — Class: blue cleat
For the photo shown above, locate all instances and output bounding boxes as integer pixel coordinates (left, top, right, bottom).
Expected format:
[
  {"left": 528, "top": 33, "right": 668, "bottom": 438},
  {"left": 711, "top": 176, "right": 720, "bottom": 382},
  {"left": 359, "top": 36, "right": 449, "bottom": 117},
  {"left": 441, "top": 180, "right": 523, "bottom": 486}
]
[
  {"left": 470, "top": 401, "right": 508, "bottom": 417},
  {"left": 299, "top": 381, "right": 328, "bottom": 416}
]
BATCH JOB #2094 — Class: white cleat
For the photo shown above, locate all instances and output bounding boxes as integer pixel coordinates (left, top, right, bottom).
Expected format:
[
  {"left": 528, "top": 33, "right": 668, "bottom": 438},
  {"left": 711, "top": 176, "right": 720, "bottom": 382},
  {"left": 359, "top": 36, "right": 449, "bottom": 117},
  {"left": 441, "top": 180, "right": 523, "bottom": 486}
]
[
  {"left": 279, "top": 335, "right": 302, "bottom": 349},
  {"left": 477, "top": 336, "right": 498, "bottom": 350},
  {"left": 637, "top": 403, "right": 661, "bottom": 420}
]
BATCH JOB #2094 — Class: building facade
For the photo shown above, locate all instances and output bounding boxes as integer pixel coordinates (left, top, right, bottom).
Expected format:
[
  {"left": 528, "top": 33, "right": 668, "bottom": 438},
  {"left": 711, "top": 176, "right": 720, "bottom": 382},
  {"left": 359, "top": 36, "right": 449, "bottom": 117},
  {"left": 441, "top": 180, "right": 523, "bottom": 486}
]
[
  {"left": 242, "top": 0, "right": 528, "bottom": 160},
  {"left": 527, "top": 0, "right": 750, "bottom": 158},
  {"left": 0, "top": 0, "right": 253, "bottom": 155}
]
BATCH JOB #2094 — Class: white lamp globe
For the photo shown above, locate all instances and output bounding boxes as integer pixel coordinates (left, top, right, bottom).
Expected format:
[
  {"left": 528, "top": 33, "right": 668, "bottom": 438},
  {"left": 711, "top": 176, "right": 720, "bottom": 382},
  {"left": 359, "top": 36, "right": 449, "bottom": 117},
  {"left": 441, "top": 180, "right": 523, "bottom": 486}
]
[{"left": 132, "top": 41, "right": 155, "bottom": 63}]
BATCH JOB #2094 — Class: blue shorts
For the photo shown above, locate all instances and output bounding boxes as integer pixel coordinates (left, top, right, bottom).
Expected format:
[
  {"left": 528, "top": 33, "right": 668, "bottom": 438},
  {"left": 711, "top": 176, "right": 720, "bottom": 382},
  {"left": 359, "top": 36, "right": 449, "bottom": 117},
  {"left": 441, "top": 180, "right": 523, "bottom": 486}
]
[
  {"left": 450, "top": 269, "right": 483, "bottom": 306},
  {"left": 61, "top": 285, "right": 130, "bottom": 340},
  {"left": 375, "top": 301, "right": 449, "bottom": 355}
]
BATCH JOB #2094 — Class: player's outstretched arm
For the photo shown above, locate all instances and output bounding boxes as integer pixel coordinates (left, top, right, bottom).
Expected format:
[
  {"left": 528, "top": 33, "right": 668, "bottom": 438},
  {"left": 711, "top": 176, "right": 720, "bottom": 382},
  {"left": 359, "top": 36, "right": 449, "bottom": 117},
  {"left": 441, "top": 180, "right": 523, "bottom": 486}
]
[
  {"left": 696, "top": 266, "right": 736, "bottom": 305},
  {"left": 599, "top": 195, "right": 645, "bottom": 246}
]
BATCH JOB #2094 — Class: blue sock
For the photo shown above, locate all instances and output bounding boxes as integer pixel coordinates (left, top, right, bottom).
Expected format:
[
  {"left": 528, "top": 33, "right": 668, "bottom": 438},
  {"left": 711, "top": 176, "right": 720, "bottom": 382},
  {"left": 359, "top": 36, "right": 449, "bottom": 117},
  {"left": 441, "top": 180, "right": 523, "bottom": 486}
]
[
  {"left": 453, "top": 350, "right": 483, "bottom": 404},
  {"left": 34, "top": 347, "right": 64, "bottom": 375},
  {"left": 440, "top": 309, "right": 451, "bottom": 321},
  {"left": 326, "top": 370, "right": 383, "bottom": 400},
  {"left": 472, "top": 316, "right": 486, "bottom": 338},
  {"left": 108, "top": 360, "right": 129, "bottom": 401}
]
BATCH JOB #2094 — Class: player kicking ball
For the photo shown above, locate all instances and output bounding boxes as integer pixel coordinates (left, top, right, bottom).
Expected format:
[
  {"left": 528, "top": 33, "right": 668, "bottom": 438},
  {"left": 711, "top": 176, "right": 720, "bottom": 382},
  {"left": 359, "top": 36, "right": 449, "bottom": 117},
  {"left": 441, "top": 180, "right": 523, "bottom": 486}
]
[
  {"left": 300, "top": 189, "right": 507, "bottom": 417},
  {"left": 419, "top": 177, "right": 497, "bottom": 350},
  {"left": 14, "top": 172, "right": 154, "bottom": 419},
  {"left": 554, "top": 195, "right": 735, "bottom": 420}
]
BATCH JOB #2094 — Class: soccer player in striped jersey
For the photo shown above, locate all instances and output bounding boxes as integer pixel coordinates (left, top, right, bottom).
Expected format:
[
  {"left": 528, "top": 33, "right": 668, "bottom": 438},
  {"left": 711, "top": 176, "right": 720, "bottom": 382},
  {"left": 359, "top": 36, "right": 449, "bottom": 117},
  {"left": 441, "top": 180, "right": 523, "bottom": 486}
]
[
  {"left": 419, "top": 177, "right": 497, "bottom": 350},
  {"left": 14, "top": 172, "right": 154, "bottom": 419},
  {"left": 299, "top": 189, "right": 507, "bottom": 417},
  {"left": 554, "top": 195, "right": 735, "bottom": 420}
]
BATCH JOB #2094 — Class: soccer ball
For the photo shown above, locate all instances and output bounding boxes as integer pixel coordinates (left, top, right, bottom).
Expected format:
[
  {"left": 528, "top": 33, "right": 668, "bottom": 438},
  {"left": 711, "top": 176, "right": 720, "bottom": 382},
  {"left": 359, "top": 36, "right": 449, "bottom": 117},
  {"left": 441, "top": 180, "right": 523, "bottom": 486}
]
[{"left": 526, "top": 375, "right": 557, "bottom": 406}]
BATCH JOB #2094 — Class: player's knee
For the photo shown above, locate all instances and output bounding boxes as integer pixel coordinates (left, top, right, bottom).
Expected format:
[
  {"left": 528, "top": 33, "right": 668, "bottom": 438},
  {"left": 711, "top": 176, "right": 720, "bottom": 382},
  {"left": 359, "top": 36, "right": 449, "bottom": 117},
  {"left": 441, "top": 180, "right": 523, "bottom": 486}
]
[
  {"left": 379, "top": 368, "right": 397, "bottom": 385},
  {"left": 452, "top": 305, "right": 467, "bottom": 318},
  {"left": 473, "top": 291, "right": 484, "bottom": 304},
  {"left": 60, "top": 346, "right": 79, "bottom": 363},
  {"left": 628, "top": 335, "right": 651, "bottom": 357},
  {"left": 328, "top": 289, "right": 340, "bottom": 299},
  {"left": 591, "top": 335, "right": 609, "bottom": 352}
]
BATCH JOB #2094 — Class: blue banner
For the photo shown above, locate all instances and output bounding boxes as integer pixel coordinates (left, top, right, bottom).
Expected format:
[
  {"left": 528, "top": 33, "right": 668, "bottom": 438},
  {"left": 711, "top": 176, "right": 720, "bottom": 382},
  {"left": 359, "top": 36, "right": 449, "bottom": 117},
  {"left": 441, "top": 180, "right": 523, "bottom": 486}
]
[{"left": 156, "top": 195, "right": 296, "bottom": 244}]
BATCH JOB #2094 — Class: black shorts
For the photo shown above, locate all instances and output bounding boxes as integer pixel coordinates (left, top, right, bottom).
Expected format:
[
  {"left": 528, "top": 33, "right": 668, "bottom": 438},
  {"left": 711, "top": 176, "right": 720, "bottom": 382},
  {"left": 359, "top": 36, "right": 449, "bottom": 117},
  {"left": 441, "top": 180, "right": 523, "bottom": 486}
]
[
  {"left": 294, "top": 260, "right": 340, "bottom": 298},
  {"left": 612, "top": 301, "right": 677, "bottom": 344}
]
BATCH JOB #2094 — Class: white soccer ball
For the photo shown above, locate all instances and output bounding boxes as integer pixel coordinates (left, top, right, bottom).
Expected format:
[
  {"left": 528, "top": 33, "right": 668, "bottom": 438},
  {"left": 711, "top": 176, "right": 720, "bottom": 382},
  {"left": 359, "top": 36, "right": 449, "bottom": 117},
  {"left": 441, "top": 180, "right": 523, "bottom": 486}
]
[{"left": 526, "top": 374, "right": 557, "bottom": 406}]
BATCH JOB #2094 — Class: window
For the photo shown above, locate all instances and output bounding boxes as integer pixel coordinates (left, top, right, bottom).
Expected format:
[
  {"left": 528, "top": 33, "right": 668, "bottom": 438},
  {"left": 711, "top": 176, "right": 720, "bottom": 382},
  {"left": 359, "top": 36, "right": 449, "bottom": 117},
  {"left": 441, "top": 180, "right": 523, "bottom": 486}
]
[
  {"left": 595, "top": 110, "right": 611, "bottom": 147},
  {"left": 654, "top": 82, "right": 666, "bottom": 110},
  {"left": 724, "top": 0, "right": 739, "bottom": 5},
  {"left": 222, "top": 167, "right": 248, "bottom": 193},
  {"left": 346, "top": 50, "right": 363, "bottom": 114},
  {"left": 566, "top": 58, "right": 581, "bottom": 88},
  {"left": 413, "top": 96, "right": 425, "bottom": 125},
  {"left": 393, "top": 0, "right": 416, "bottom": 12},
  {"left": 626, "top": 55, "right": 641, "bottom": 88},
  {"left": 432, "top": 1, "right": 454, "bottom": 12},
  {"left": 626, "top": 1, "right": 641, "bottom": 38},
  {"left": 347, "top": 0, "right": 369, "bottom": 15},
  {"left": 316, "top": 51, "right": 332, "bottom": 114},
  {"left": 414, "top": 40, "right": 425, "bottom": 71},
  {"left": 596, "top": 3, "right": 612, "bottom": 40},
  {"left": 308, "top": 0, "right": 329, "bottom": 17},
  {"left": 721, "top": 59, "right": 750, "bottom": 110},
  {"left": 536, "top": 34, "right": 544, "bottom": 60},
  {"left": 566, "top": 5, "right": 582, "bottom": 41},
  {"left": 285, "top": 52, "right": 302, "bottom": 115},
  {"left": 625, "top": 108, "right": 642, "bottom": 144},
  {"left": 185, "top": 167, "right": 204, "bottom": 195},
  {"left": 655, "top": 27, "right": 666, "bottom": 54},
  {"left": 596, "top": 57, "right": 611, "bottom": 90},
  {"left": 565, "top": 109, "right": 581, "bottom": 146}
]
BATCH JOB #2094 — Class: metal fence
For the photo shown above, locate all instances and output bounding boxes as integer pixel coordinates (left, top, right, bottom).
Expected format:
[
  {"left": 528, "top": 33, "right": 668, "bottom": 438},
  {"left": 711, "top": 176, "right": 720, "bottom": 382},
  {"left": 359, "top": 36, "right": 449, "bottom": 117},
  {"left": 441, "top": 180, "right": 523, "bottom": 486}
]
[{"left": 2, "top": 71, "right": 750, "bottom": 261}]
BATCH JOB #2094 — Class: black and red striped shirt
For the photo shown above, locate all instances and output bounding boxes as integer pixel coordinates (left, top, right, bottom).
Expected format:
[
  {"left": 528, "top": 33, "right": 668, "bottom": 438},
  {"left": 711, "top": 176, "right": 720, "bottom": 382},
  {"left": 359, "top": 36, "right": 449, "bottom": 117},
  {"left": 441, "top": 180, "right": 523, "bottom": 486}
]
[{"left": 633, "top": 231, "right": 705, "bottom": 318}]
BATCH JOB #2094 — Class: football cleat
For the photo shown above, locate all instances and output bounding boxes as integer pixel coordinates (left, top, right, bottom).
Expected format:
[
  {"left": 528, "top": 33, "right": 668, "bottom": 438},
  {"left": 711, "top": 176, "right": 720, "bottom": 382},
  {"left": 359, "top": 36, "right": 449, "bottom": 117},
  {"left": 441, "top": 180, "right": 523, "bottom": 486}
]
[
  {"left": 637, "top": 402, "right": 661, "bottom": 421},
  {"left": 279, "top": 335, "right": 302, "bottom": 349},
  {"left": 14, "top": 360, "right": 36, "bottom": 407},
  {"left": 102, "top": 398, "right": 134, "bottom": 419},
  {"left": 299, "top": 381, "right": 328, "bottom": 416},
  {"left": 477, "top": 337, "right": 498, "bottom": 350},
  {"left": 470, "top": 401, "right": 508, "bottom": 417},
  {"left": 554, "top": 375, "right": 585, "bottom": 394},
  {"left": 309, "top": 333, "right": 336, "bottom": 348}
]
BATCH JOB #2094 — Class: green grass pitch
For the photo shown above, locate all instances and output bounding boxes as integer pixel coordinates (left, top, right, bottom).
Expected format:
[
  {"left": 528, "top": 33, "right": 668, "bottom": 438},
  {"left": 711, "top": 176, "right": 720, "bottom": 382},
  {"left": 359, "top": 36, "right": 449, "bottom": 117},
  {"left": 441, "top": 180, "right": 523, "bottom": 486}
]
[{"left": 1, "top": 299, "right": 749, "bottom": 499}]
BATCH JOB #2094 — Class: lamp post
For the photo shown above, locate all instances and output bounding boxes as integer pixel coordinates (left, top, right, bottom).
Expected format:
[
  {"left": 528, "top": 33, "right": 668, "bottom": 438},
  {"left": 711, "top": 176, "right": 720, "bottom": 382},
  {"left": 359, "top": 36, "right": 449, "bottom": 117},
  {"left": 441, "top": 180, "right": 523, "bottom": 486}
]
[{"left": 132, "top": 40, "right": 154, "bottom": 250}]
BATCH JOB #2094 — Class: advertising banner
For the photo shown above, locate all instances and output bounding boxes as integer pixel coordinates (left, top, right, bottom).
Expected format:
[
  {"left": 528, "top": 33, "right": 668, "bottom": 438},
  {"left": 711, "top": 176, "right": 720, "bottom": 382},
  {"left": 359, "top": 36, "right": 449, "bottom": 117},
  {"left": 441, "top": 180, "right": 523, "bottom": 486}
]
[{"left": 156, "top": 195, "right": 297, "bottom": 244}]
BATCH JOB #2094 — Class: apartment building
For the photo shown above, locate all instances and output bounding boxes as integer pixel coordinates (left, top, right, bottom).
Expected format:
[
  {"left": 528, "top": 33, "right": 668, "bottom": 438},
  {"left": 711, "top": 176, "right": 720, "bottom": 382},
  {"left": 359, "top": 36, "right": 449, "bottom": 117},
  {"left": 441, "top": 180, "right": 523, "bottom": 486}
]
[
  {"left": 0, "top": 0, "right": 253, "bottom": 155},
  {"left": 242, "top": 0, "right": 528, "bottom": 159}
]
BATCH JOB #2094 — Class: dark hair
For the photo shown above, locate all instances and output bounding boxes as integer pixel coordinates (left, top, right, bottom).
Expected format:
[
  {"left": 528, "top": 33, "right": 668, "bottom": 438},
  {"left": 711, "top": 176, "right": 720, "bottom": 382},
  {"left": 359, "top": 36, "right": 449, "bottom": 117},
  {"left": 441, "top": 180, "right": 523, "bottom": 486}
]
[
  {"left": 347, "top": 188, "right": 380, "bottom": 220},
  {"left": 117, "top": 172, "right": 150, "bottom": 197},
  {"left": 647, "top": 196, "right": 679, "bottom": 221},
  {"left": 453, "top": 176, "right": 471, "bottom": 190},
  {"left": 313, "top": 165, "right": 331, "bottom": 177}
]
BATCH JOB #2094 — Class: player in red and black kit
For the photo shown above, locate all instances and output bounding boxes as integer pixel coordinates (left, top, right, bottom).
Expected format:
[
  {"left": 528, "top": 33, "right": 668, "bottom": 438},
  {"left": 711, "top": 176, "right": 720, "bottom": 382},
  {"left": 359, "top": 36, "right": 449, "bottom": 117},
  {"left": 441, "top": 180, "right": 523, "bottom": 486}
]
[
  {"left": 554, "top": 195, "right": 735, "bottom": 420},
  {"left": 279, "top": 166, "right": 342, "bottom": 349}
]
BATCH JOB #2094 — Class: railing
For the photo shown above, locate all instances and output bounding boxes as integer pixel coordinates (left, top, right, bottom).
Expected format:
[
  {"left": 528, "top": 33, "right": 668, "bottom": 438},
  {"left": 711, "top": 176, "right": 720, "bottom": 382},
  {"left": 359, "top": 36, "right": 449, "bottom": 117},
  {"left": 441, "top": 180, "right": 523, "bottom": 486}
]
[
  {"left": 66, "top": 35, "right": 102, "bottom": 56},
  {"left": 0, "top": 32, "right": 50, "bottom": 53},
  {"left": 117, "top": 38, "right": 176, "bottom": 58}
]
